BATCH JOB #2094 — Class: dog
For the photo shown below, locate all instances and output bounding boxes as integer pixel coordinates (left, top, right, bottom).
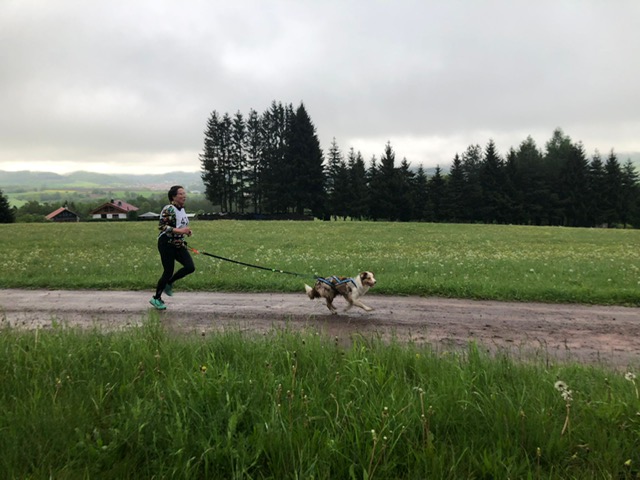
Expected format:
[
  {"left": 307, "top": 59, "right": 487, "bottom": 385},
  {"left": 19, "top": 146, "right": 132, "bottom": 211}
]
[{"left": 304, "top": 271, "right": 376, "bottom": 314}]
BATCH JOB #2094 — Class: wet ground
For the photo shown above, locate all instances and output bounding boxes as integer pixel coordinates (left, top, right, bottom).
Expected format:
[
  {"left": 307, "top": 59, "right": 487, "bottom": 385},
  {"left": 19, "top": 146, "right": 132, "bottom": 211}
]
[{"left": 2, "top": 289, "right": 639, "bottom": 369}]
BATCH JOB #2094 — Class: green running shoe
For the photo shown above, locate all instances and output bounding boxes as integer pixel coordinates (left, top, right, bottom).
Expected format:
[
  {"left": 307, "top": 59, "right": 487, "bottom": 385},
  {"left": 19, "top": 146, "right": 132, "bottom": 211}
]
[
  {"left": 164, "top": 283, "right": 173, "bottom": 296},
  {"left": 149, "top": 297, "right": 167, "bottom": 310}
]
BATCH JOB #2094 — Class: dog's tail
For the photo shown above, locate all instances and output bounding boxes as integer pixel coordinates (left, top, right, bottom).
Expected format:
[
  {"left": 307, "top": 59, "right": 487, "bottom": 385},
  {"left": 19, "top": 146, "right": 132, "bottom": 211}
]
[{"left": 304, "top": 284, "right": 318, "bottom": 300}]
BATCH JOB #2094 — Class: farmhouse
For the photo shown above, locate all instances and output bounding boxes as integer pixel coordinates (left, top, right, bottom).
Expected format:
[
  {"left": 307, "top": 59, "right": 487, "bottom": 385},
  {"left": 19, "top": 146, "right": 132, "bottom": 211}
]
[
  {"left": 45, "top": 206, "right": 80, "bottom": 222},
  {"left": 90, "top": 199, "right": 139, "bottom": 220}
]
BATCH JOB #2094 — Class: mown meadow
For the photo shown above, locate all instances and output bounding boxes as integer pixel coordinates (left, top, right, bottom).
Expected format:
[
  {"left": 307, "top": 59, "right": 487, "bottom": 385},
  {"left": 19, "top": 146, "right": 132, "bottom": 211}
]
[{"left": 1, "top": 221, "right": 640, "bottom": 478}]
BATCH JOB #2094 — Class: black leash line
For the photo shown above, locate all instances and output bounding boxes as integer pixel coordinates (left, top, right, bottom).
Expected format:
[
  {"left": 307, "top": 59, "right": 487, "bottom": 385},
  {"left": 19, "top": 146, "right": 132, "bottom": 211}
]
[{"left": 189, "top": 247, "right": 318, "bottom": 280}]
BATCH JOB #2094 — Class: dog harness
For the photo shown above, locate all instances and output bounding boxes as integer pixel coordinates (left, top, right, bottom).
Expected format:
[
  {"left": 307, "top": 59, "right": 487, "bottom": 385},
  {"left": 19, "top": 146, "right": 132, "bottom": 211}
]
[{"left": 317, "top": 276, "right": 357, "bottom": 289}]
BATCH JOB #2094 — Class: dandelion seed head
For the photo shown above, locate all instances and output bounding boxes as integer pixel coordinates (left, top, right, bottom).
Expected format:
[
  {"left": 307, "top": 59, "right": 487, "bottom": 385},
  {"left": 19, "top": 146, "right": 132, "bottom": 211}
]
[
  {"left": 554, "top": 381, "right": 568, "bottom": 392},
  {"left": 625, "top": 372, "right": 636, "bottom": 382}
]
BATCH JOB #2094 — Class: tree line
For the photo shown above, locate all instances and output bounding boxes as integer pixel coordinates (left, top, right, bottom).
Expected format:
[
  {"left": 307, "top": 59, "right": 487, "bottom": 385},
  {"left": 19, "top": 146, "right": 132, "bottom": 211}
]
[
  {"left": 2, "top": 103, "right": 638, "bottom": 227},
  {"left": 200, "top": 101, "right": 640, "bottom": 227}
]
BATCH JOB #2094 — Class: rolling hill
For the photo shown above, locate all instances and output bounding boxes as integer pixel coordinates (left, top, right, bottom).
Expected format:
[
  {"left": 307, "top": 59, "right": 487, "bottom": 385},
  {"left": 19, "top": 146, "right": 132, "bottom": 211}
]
[{"left": 0, "top": 170, "right": 205, "bottom": 190}]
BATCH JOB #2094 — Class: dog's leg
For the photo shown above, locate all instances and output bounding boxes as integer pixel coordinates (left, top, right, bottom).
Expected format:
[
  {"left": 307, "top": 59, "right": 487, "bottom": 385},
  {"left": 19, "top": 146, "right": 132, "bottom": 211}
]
[
  {"left": 349, "top": 299, "right": 374, "bottom": 312},
  {"left": 325, "top": 298, "right": 338, "bottom": 314}
]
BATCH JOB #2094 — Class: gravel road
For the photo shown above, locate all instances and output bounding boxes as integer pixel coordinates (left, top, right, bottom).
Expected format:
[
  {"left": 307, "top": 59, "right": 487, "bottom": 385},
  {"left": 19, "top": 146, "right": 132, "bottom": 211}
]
[{"left": 2, "top": 289, "right": 639, "bottom": 369}]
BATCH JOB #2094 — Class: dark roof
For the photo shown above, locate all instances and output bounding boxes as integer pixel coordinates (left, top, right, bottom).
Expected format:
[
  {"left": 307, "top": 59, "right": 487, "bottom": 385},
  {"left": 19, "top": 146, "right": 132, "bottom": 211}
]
[{"left": 45, "top": 207, "right": 79, "bottom": 220}]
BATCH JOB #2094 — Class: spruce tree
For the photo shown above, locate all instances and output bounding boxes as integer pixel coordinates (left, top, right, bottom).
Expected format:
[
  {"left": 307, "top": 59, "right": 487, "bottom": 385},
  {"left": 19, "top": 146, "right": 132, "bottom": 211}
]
[
  {"left": 245, "top": 109, "right": 263, "bottom": 213},
  {"left": 285, "top": 103, "right": 325, "bottom": 216},
  {"left": 0, "top": 189, "right": 15, "bottom": 223},
  {"left": 515, "top": 136, "right": 546, "bottom": 225},
  {"left": 231, "top": 111, "right": 247, "bottom": 212},
  {"left": 587, "top": 151, "right": 607, "bottom": 226},
  {"left": 559, "top": 142, "right": 590, "bottom": 227},
  {"left": 326, "top": 139, "right": 350, "bottom": 220},
  {"left": 261, "top": 101, "right": 290, "bottom": 213},
  {"left": 366, "top": 156, "right": 381, "bottom": 220},
  {"left": 332, "top": 159, "right": 351, "bottom": 220},
  {"left": 503, "top": 148, "right": 521, "bottom": 224},
  {"left": 376, "top": 142, "right": 399, "bottom": 220},
  {"left": 544, "top": 128, "right": 574, "bottom": 225},
  {"left": 397, "top": 158, "right": 416, "bottom": 221},
  {"left": 446, "top": 154, "right": 465, "bottom": 223},
  {"left": 427, "top": 166, "right": 446, "bottom": 222},
  {"left": 347, "top": 149, "right": 369, "bottom": 220},
  {"left": 461, "top": 144, "right": 483, "bottom": 222},
  {"left": 413, "top": 165, "right": 429, "bottom": 221},
  {"left": 200, "top": 110, "right": 225, "bottom": 210},
  {"left": 620, "top": 159, "right": 640, "bottom": 228},
  {"left": 479, "top": 139, "right": 506, "bottom": 223},
  {"left": 218, "top": 113, "right": 234, "bottom": 213},
  {"left": 603, "top": 150, "right": 623, "bottom": 227}
]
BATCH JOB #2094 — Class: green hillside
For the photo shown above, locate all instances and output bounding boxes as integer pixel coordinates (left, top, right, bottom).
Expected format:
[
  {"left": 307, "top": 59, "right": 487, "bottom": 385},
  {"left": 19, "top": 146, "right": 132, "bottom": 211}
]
[{"left": 0, "top": 170, "right": 205, "bottom": 190}]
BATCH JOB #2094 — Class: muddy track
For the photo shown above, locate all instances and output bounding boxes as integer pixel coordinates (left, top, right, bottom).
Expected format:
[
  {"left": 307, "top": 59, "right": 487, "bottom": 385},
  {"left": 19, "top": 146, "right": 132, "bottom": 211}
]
[{"left": 2, "top": 289, "right": 639, "bottom": 369}]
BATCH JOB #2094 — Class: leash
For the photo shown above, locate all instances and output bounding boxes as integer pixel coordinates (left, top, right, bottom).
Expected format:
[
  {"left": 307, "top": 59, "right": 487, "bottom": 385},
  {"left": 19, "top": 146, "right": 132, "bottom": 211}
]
[
  {"left": 189, "top": 247, "right": 318, "bottom": 280},
  {"left": 188, "top": 246, "right": 356, "bottom": 289}
]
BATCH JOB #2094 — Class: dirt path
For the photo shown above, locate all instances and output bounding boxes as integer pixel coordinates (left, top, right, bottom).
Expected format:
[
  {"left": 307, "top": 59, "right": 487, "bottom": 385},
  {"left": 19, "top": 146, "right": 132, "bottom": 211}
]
[{"left": 2, "top": 289, "right": 639, "bottom": 369}]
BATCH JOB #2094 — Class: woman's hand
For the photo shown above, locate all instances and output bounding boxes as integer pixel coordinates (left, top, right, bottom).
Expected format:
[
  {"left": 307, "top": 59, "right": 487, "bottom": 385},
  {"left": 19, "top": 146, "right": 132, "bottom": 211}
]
[{"left": 175, "top": 227, "right": 192, "bottom": 236}]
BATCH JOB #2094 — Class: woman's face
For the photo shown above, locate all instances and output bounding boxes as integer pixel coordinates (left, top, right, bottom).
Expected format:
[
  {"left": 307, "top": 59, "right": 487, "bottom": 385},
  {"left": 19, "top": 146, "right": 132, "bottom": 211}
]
[{"left": 173, "top": 188, "right": 187, "bottom": 207}]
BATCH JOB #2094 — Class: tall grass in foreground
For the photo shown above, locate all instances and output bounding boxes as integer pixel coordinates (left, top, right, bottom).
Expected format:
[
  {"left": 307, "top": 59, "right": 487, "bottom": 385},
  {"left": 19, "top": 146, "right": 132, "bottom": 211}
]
[
  {"left": 2, "top": 320, "right": 640, "bottom": 479},
  {"left": 1, "top": 221, "right": 639, "bottom": 305}
]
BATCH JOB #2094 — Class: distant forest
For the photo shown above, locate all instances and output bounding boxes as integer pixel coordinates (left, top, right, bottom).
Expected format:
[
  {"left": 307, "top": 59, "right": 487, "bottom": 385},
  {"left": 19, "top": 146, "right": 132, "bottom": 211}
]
[{"left": 201, "top": 101, "right": 640, "bottom": 227}]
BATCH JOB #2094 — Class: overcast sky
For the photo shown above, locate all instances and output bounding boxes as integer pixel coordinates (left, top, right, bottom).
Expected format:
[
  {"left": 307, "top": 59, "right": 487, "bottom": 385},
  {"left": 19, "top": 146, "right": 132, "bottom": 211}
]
[{"left": 1, "top": 1, "right": 639, "bottom": 175}]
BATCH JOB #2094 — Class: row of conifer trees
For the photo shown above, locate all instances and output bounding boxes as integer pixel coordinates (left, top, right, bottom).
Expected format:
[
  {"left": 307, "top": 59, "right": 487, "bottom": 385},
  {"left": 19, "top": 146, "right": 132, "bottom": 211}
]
[{"left": 200, "top": 102, "right": 639, "bottom": 227}]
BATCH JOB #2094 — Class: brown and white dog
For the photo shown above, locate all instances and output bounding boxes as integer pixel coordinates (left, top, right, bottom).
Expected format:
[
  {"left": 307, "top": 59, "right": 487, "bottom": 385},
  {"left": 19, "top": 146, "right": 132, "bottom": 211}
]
[{"left": 304, "top": 272, "right": 376, "bottom": 314}]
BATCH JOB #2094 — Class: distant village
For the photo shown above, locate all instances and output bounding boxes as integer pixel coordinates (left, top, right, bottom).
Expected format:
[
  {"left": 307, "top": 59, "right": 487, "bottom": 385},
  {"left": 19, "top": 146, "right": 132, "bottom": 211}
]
[
  {"left": 43, "top": 199, "right": 306, "bottom": 222},
  {"left": 45, "top": 199, "right": 195, "bottom": 222}
]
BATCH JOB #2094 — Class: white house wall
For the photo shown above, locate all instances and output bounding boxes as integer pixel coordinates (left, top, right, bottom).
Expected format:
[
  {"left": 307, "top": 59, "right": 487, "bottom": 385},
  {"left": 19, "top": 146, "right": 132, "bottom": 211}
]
[{"left": 92, "top": 214, "right": 127, "bottom": 219}]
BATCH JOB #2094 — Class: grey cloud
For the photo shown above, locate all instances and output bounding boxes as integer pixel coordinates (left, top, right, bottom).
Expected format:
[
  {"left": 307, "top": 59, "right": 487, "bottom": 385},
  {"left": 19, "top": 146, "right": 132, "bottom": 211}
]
[{"left": 1, "top": 0, "right": 639, "bottom": 173}]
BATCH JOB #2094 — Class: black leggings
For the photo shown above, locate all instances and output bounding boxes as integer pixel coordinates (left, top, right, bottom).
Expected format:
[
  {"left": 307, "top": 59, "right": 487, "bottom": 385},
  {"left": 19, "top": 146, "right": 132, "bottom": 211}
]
[{"left": 154, "top": 236, "right": 195, "bottom": 299}]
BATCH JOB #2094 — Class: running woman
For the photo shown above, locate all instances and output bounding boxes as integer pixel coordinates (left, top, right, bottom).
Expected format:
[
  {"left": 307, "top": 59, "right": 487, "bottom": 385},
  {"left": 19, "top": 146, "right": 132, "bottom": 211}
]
[{"left": 150, "top": 185, "right": 195, "bottom": 310}]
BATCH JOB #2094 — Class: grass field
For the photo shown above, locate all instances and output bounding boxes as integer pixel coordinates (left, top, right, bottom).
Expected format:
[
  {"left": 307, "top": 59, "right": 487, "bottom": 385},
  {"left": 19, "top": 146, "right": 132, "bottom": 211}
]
[
  {"left": 2, "top": 320, "right": 640, "bottom": 478},
  {"left": 1, "top": 221, "right": 639, "bottom": 305},
  {"left": 2, "top": 221, "right": 640, "bottom": 478}
]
